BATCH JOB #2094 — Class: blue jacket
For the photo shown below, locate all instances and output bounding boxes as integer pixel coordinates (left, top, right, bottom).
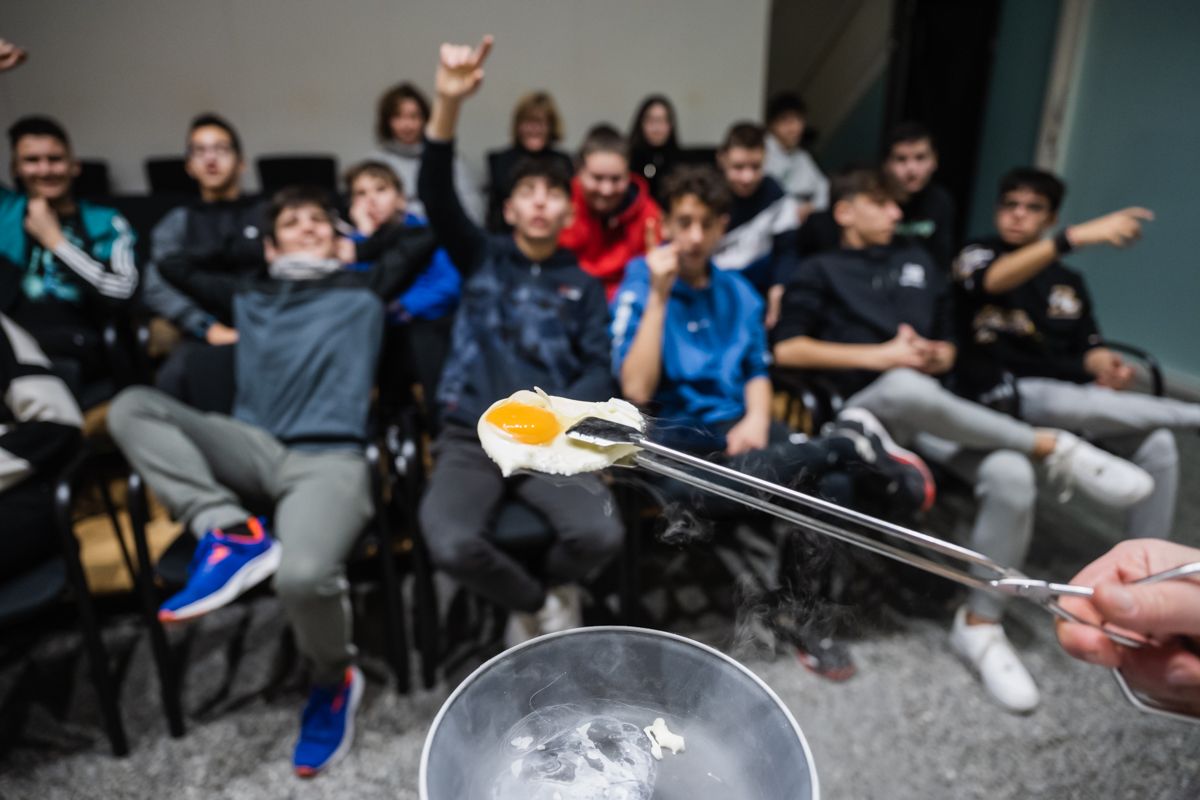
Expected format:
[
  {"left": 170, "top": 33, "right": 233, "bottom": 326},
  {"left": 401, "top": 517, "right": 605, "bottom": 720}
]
[
  {"left": 610, "top": 257, "right": 770, "bottom": 431},
  {"left": 0, "top": 185, "right": 138, "bottom": 308},
  {"left": 418, "top": 139, "right": 613, "bottom": 429},
  {"left": 346, "top": 213, "right": 460, "bottom": 323}
]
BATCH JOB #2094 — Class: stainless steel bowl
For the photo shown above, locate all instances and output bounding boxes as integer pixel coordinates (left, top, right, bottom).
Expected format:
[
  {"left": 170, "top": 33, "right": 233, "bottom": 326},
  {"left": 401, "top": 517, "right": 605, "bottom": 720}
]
[{"left": 420, "top": 626, "right": 819, "bottom": 799}]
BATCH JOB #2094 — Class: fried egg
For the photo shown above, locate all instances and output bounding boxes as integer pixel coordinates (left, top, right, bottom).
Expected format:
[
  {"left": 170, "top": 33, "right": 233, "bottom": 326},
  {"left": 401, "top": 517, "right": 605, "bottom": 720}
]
[{"left": 478, "top": 388, "right": 645, "bottom": 477}]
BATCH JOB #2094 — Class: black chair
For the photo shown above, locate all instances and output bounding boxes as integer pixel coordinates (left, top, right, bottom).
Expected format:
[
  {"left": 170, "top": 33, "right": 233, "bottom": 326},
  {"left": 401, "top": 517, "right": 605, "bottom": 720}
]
[
  {"left": 144, "top": 158, "right": 199, "bottom": 198},
  {"left": 256, "top": 155, "right": 338, "bottom": 196},
  {"left": 0, "top": 448, "right": 129, "bottom": 756},
  {"left": 75, "top": 160, "right": 112, "bottom": 198}
]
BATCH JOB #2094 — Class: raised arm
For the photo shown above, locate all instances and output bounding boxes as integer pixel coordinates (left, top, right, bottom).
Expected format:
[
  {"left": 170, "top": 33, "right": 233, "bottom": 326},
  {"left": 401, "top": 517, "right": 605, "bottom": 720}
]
[
  {"left": 616, "top": 239, "right": 678, "bottom": 405},
  {"left": 418, "top": 36, "right": 494, "bottom": 271},
  {"left": 980, "top": 207, "right": 1153, "bottom": 295}
]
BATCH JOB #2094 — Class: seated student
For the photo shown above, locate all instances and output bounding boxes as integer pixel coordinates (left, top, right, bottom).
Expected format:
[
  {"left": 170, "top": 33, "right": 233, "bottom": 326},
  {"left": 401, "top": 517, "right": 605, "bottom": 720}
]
[
  {"left": 417, "top": 36, "right": 624, "bottom": 648},
  {"left": 107, "top": 186, "right": 435, "bottom": 776},
  {"left": 763, "top": 91, "right": 829, "bottom": 224},
  {"left": 485, "top": 91, "right": 574, "bottom": 233},
  {"left": 0, "top": 312, "right": 83, "bottom": 583},
  {"left": 954, "top": 168, "right": 1197, "bottom": 539},
  {"left": 559, "top": 124, "right": 662, "bottom": 300},
  {"left": 343, "top": 160, "right": 460, "bottom": 325},
  {"left": 772, "top": 167, "right": 1155, "bottom": 713},
  {"left": 882, "top": 122, "right": 956, "bottom": 272},
  {"left": 627, "top": 94, "right": 681, "bottom": 203},
  {"left": 712, "top": 122, "right": 800, "bottom": 327},
  {"left": 612, "top": 165, "right": 936, "bottom": 678},
  {"left": 0, "top": 116, "right": 138, "bottom": 401},
  {"left": 372, "top": 81, "right": 484, "bottom": 225},
  {"left": 142, "top": 113, "right": 265, "bottom": 403}
]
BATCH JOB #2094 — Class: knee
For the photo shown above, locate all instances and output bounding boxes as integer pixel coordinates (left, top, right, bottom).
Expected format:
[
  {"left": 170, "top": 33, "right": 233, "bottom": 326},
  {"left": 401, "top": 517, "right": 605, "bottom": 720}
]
[
  {"left": 419, "top": 503, "right": 490, "bottom": 572},
  {"left": 975, "top": 450, "right": 1036, "bottom": 512},
  {"left": 557, "top": 494, "right": 625, "bottom": 559},
  {"left": 866, "top": 368, "right": 938, "bottom": 417},
  {"left": 273, "top": 555, "right": 342, "bottom": 601},
  {"left": 1134, "top": 429, "right": 1178, "bottom": 474},
  {"left": 106, "top": 386, "right": 159, "bottom": 443}
]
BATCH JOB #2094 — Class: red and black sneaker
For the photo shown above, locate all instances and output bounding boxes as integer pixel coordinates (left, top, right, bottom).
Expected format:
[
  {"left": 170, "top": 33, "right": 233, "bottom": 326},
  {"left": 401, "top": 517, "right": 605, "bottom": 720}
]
[
  {"left": 831, "top": 407, "right": 937, "bottom": 514},
  {"left": 768, "top": 606, "right": 857, "bottom": 682}
]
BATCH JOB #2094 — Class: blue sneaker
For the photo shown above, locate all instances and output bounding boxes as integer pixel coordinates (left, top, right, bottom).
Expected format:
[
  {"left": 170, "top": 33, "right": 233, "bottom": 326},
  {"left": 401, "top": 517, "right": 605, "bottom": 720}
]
[
  {"left": 294, "top": 666, "right": 364, "bottom": 778},
  {"left": 158, "top": 516, "right": 280, "bottom": 623}
]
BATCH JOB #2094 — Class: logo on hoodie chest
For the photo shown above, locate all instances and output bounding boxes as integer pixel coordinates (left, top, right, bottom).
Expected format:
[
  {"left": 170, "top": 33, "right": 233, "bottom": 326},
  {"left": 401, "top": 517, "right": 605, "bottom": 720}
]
[{"left": 898, "top": 263, "right": 927, "bottom": 289}]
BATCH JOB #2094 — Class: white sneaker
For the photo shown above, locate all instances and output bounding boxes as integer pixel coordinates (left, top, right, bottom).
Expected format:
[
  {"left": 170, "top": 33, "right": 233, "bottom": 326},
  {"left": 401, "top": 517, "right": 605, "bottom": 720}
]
[
  {"left": 1043, "top": 430, "right": 1154, "bottom": 508},
  {"left": 949, "top": 606, "right": 1040, "bottom": 713},
  {"left": 503, "top": 611, "right": 540, "bottom": 649},
  {"left": 537, "top": 584, "right": 583, "bottom": 635}
]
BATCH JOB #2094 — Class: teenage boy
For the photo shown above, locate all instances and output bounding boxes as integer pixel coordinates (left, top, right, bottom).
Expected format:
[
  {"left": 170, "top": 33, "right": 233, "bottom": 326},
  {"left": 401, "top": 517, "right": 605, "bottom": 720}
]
[
  {"left": 142, "top": 114, "right": 265, "bottom": 400},
  {"left": 763, "top": 91, "right": 829, "bottom": 223},
  {"left": 344, "top": 160, "right": 460, "bottom": 324},
  {"left": 773, "top": 167, "right": 1155, "bottom": 713},
  {"left": 107, "top": 186, "right": 436, "bottom": 776},
  {"left": 612, "top": 164, "right": 935, "bottom": 679},
  {"left": 954, "top": 167, "right": 1197, "bottom": 539},
  {"left": 417, "top": 36, "right": 624, "bottom": 648},
  {"left": 882, "top": 122, "right": 956, "bottom": 272},
  {"left": 1, "top": 115, "right": 138, "bottom": 400},
  {"left": 559, "top": 124, "right": 661, "bottom": 300},
  {"left": 713, "top": 122, "right": 800, "bottom": 326}
]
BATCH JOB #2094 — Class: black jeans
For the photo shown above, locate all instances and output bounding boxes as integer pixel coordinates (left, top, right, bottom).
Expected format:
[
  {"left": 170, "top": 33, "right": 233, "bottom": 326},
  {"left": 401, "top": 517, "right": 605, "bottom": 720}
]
[{"left": 0, "top": 477, "right": 60, "bottom": 582}]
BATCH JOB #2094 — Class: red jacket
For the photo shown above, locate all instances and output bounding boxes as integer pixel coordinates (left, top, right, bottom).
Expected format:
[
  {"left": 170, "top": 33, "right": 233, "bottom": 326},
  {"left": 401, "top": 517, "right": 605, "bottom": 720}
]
[{"left": 559, "top": 173, "right": 662, "bottom": 301}]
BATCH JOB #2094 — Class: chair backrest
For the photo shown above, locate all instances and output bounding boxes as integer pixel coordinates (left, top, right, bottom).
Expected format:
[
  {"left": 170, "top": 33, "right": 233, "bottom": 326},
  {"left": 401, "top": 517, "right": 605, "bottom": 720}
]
[
  {"left": 75, "top": 160, "right": 112, "bottom": 198},
  {"left": 256, "top": 154, "right": 338, "bottom": 196},
  {"left": 145, "top": 157, "right": 199, "bottom": 197}
]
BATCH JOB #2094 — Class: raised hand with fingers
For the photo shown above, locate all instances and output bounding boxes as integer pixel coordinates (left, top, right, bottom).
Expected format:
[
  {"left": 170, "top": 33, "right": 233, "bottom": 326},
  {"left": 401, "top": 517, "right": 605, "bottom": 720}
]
[
  {"left": 644, "top": 234, "right": 679, "bottom": 300},
  {"left": 435, "top": 35, "right": 493, "bottom": 101},
  {"left": 0, "top": 38, "right": 28, "bottom": 73},
  {"left": 1069, "top": 207, "right": 1154, "bottom": 249}
]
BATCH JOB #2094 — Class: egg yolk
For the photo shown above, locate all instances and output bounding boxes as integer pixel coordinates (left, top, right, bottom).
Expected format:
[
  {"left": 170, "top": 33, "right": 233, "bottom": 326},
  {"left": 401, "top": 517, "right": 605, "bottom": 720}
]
[{"left": 485, "top": 402, "right": 561, "bottom": 445}]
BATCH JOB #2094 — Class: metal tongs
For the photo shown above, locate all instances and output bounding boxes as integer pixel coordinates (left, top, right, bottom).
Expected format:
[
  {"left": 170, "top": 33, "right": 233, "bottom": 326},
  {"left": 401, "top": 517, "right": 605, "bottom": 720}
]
[{"left": 567, "top": 417, "right": 1200, "bottom": 722}]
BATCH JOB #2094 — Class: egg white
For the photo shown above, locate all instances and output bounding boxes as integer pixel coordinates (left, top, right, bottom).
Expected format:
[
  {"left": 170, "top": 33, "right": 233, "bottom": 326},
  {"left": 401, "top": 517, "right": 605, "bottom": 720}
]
[{"left": 477, "top": 388, "right": 645, "bottom": 477}]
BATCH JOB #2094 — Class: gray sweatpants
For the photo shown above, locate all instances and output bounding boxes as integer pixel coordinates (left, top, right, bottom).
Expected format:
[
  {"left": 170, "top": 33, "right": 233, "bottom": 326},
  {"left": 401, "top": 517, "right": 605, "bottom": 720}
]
[
  {"left": 1017, "top": 377, "right": 1199, "bottom": 540},
  {"left": 847, "top": 369, "right": 1042, "bottom": 620},
  {"left": 107, "top": 386, "right": 372, "bottom": 685}
]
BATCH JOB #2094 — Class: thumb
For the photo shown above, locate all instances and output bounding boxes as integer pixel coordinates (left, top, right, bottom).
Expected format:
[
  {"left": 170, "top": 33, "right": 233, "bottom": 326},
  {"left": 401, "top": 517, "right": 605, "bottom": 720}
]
[
  {"left": 896, "top": 323, "right": 916, "bottom": 341},
  {"left": 1093, "top": 580, "right": 1200, "bottom": 638}
]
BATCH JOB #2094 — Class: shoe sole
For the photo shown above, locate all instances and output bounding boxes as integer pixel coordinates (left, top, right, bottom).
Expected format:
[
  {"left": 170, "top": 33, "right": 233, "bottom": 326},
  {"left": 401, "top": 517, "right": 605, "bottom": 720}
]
[
  {"left": 296, "top": 667, "right": 364, "bottom": 778},
  {"left": 159, "top": 544, "right": 282, "bottom": 623},
  {"left": 793, "top": 647, "right": 857, "bottom": 682},
  {"left": 841, "top": 408, "right": 937, "bottom": 513}
]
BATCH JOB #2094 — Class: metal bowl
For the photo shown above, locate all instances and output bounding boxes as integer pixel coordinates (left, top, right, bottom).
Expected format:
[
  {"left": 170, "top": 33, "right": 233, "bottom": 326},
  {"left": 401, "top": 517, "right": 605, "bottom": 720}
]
[{"left": 420, "top": 626, "right": 819, "bottom": 799}]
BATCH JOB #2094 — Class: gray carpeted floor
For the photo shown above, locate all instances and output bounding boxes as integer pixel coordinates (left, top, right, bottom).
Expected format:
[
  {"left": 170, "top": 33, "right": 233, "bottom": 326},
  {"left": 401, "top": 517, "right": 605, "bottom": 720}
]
[{"left": 2, "top": 434, "right": 1199, "bottom": 799}]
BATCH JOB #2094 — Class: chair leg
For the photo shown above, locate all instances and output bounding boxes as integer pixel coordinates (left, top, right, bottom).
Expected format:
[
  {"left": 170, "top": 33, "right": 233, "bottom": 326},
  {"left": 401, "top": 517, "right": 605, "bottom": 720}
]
[
  {"left": 619, "top": 484, "right": 642, "bottom": 627},
  {"left": 53, "top": 476, "right": 130, "bottom": 756},
  {"left": 96, "top": 474, "right": 138, "bottom": 583},
  {"left": 127, "top": 471, "right": 185, "bottom": 738},
  {"left": 374, "top": 492, "right": 411, "bottom": 694},
  {"left": 412, "top": 535, "right": 440, "bottom": 690}
]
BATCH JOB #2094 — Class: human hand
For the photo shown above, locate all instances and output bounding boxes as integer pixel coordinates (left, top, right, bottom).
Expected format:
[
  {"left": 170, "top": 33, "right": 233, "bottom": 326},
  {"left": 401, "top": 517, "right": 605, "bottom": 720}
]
[
  {"left": 1068, "top": 207, "right": 1154, "bottom": 249},
  {"left": 796, "top": 201, "right": 814, "bottom": 226},
  {"left": 765, "top": 284, "right": 784, "bottom": 330},
  {"left": 1057, "top": 539, "right": 1200, "bottom": 713},
  {"left": 0, "top": 39, "right": 28, "bottom": 72},
  {"left": 434, "top": 35, "right": 493, "bottom": 101},
  {"left": 336, "top": 237, "right": 358, "bottom": 265},
  {"left": 349, "top": 197, "right": 376, "bottom": 236},
  {"left": 644, "top": 221, "right": 678, "bottom": 299},
  {"left": 725, "top": 413, "right": 770, "bottom": 456},
  {"left": 920, "top": 340, "right": 956, "bottom": 376},
  {"left": 204, "top": 322, "right": 239, "bottom": 346},
  {"left": 24, "top": 197, "right": 64, "bottom": 249},
  {"left": 1084, "top": 347, "right": 1135, "bottom": 390},
  {"left": 876, "top": 323, "right": 929, "bottom": 371}
]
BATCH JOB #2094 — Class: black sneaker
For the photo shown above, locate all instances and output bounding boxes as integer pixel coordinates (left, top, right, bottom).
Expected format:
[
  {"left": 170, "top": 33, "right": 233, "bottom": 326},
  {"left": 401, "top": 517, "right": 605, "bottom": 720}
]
[{"left": 829, "top": 408, "right": 936, "bottom": 514}]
